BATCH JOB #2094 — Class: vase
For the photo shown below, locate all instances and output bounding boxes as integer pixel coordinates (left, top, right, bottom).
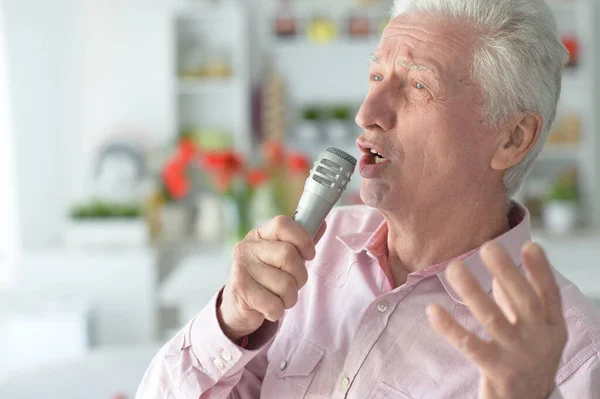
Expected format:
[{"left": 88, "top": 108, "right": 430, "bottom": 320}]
[
  {"left": 222, "top": 197, "right": 252, "bottom": 253},
  {"left": 542, "top": 201, "right": 578, "bottom": 235},
  {"left": 160, "top": 204, "right": 190, "bottom": 241},
  {"left": 195, "top": 193, "right": 223, "bottom": 244}
]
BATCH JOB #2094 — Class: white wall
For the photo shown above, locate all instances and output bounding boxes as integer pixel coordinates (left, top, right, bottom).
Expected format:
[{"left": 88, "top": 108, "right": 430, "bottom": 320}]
[
  {"left": 78, "top": 0, "right": 174, "bottom": 200},
  {"left": 3, "top": 0, "right": 82, "bottom": 250},
  {"left": 3, "top": 0, "right": 174, "bottom": 250}
]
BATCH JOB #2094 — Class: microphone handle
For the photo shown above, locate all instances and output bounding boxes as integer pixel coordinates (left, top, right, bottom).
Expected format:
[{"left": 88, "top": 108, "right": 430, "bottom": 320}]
[{"left": 293, "top": 193, "right": 333, "bottom": 238}]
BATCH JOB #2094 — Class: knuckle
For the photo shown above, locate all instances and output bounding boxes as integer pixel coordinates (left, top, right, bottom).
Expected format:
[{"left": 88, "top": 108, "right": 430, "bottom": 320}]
[
  {"left": 459, "top": 334, "right": 479, "bottom": 354},
  {"left": 232, "top": 240, "right": 248, "bottom": 261},
  {"left": 273, "top": 215, "right": 290, "bottom": 230},
  {"left": 281, "top": 274, "right": 299, "bottom": 294},
  {"left": 482, "top": 315, "right": 504, "bottom": 332},
  {"left": 280, "top": 243, "right": 299, "bottom": 265},
  {"left": 523, "top": 298, "right": 542, "bottom": 315}
]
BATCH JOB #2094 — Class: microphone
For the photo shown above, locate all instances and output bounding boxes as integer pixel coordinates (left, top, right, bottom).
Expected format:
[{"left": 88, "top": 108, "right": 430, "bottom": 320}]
[{"left": 293, "top": 147, "right": 357, "bottom": 237}]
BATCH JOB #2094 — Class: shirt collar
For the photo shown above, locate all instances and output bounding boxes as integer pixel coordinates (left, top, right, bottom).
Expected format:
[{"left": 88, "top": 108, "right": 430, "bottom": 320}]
[{"left": 335, "top": 202, "right": 532, "bottom": 304}]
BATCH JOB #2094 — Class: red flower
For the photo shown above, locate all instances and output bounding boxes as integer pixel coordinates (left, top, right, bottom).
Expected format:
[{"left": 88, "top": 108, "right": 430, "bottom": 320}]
[
  {"left": 263, "top": 139, "right": 285, "bottom": 166},
  {"left": 178, "top": 138, "right": 198, "bottom": 163},
  {"left": 247, "top": 168, "right": 267, "bottom": 189},
  {"left": 162, "top": 158, "right": 190, "bottom": 200},
  {"left": 202, "top": 151, "right": 244, "bottom": 172},
  {"left": 201, "top": 151, "right": 245, "bottom": 193},
  {"left": 287, "top": 153, "right": 310, "bottom": 173}
]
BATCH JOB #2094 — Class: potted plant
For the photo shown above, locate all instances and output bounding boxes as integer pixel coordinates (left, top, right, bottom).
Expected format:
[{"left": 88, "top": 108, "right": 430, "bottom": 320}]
[
  {"left": 542, "top": 168, "right": 579, "bottom": 235},
  {"left": 327, "top": 105, "right": 353, "bottom": 140},
  {"left": 201, "top": 150, "right": 268, "bottom": 247},
  {"left": 65, "top": 200, "right": 147, "bottom": 248},
  {"left": 296, "top": 105, "right": 323, "bottom": 143}
]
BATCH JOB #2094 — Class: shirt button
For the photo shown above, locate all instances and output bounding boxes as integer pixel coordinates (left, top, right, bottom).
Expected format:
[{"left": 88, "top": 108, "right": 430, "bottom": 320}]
[
  {"left": 280, "top": 360, "right": 288, "bottom": 371},
  {"left": 213, "top": 358, "right": 224, "bottom": 370},
  {"left": 377, "top": 301, "right": 389, "bottom": 313},
  {"left": 221, "top": 350, "right": 232, "bottom": 361},
  {"left": 340, "top": 376, "right": 351, "bottom": 391}
]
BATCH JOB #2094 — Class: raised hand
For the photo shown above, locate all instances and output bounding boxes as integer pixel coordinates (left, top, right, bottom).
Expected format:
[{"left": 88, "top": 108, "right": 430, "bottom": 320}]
[{"left": 427, "top": 242, "right": 567, "bottom": 399}]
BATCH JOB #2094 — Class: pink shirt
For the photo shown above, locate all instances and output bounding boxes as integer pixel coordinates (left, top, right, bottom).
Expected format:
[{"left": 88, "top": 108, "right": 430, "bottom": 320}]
[{"left": 137, "top": 204, "right": 600, "bottom": 398}]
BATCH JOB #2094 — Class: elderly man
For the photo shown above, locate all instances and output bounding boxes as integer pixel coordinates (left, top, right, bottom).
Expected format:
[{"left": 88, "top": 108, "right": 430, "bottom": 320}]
[{"left": 138, "top": 0, "right": 600, "bottom": 398}]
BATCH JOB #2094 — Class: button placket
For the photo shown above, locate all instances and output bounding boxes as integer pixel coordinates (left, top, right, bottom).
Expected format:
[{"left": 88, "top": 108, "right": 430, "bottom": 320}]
[
  {"left": 221, "top": 349, "right": 232, "bottom": 361},
  {"left": 213, "top": 358, "right": 224, "bottom": 371}
]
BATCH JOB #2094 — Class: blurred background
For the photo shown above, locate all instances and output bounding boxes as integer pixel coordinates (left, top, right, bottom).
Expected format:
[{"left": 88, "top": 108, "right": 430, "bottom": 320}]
[{"left": 0, "top": 0, "right": 598, "bottom": 397}]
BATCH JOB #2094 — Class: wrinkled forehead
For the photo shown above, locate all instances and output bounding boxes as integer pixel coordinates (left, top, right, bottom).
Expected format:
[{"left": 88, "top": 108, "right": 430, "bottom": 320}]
[{"left": 378, "top": 12, "right": 479, "bottom": 80}]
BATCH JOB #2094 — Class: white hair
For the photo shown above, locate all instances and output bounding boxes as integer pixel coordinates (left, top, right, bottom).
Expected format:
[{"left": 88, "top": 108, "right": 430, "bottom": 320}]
[{"left": 390, "top": 0, "right": 569, "bottom": 197}]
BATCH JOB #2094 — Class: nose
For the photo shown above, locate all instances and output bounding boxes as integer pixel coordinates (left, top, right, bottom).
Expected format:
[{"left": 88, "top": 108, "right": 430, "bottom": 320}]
[{"left": 355, "top": 85, "right": 396, "bottom": 133}]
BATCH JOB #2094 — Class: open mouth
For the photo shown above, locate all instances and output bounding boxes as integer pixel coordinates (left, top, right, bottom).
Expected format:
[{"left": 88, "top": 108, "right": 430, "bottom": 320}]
[
  {"left": 369, "top": 148, "right": 386, "bottom": 164},
  {"left": 356, "top": 140, "right": 389, "bottom": 167},
  {"left": 367, "top": 149, "right": 386, "bottom": 165}
]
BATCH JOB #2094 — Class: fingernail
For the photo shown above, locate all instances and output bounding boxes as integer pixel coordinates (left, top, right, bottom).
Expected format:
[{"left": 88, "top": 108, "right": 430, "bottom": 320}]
[
  {"left": 426, "top": 305, "right": 436, "bottom": 318},
  {"left": 482, "top": 240, "right": 499, "bottom": 253},
  {"left": 446, "top": 261, "right": 463, "bottom": 279},
  {"left": 523, "top": 241, "right": 538, "bottom": 256}
]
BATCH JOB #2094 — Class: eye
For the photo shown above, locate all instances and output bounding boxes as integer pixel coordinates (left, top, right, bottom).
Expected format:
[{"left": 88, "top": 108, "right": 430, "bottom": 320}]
[
  {"left": 371, "top": 74, "right": 383, "bottom": 82},
  {"left": 415, "top": 82, "right": 425, "bottom": 89}
]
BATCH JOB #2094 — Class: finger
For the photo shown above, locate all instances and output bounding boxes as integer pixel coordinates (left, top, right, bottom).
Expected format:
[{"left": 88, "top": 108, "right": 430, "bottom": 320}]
[
  {"left": 427, "top": 304, "right": 497, "bottom": 369},
  {"left": 251, "top": 216, "right": 316, "bottom": 261},
  {"left": 446, "top": 261, "right": 517, "bottom": 346},
  {"left": 244, "top": 278, "right": 286, "bottom": 322},
  {"left": 313, "top": 221, "right": 327, "bottom": 245},
  {"left": 246, "top": 260, "right": 300, "bottom": 309},
  {"left": 480, "top": 241, "right": 542, "bottom": 320},
  {"left": 522, "top": 242, "right": 564, "bottom": 326},
  {"left": 251, "top": 240, "right": 308, "bottom": 287},
  {"left": 492, "top": 278, "right": 518, "bottom": 324}
]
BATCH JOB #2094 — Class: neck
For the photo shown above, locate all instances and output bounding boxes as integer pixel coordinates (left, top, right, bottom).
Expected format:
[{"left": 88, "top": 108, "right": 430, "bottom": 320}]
[{"left": 383, "top": 191, "right": 510, "bottom": 287}]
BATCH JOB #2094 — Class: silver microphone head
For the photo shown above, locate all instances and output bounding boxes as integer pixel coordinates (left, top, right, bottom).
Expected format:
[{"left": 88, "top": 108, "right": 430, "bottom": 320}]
[{"left": 293, "top": 147, "right": 357, "bottom": 237}]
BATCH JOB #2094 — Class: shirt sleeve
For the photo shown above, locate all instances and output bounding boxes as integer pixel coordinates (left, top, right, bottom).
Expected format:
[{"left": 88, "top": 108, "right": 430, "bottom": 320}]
[
  {"left": 554, "top": 352, "right": 600, "bottom": 399},
  {"left": 136, "top": 288, "right": 279, "bottom": 399}
]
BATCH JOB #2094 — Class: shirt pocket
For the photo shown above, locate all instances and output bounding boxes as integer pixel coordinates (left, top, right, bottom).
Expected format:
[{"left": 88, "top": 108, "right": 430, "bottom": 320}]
[
  {"left": 368, "top": 382, "right": 414, "bottom": 399},
  {"left": 312, "top": 255, "right": 376, "bottom": 288},
  {"left": 267, "top": 330, "right": 325, "bottom": 398}
]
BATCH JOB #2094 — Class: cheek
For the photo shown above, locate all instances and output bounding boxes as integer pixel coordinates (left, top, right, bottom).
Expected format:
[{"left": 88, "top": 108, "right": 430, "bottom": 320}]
[{"left": 410, "top": 116, "right": 491, "bottom": 181}]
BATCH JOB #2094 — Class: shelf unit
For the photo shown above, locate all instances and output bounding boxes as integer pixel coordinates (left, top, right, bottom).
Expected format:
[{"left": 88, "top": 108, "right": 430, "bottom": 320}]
[
  {"left": 519, "top": 0, "right": 599, "bottom": 228},
  {"left": 171, "top": 1, "right": 251, "bottom": 154}
]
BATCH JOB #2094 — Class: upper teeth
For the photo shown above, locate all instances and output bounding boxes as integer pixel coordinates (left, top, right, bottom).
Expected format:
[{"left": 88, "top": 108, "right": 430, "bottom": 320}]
[{"left": 370, "top": 149, "right": 382, "bottom": 157}]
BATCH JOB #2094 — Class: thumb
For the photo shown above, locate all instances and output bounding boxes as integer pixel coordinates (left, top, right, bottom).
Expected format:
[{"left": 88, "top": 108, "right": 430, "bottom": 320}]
[{"left": 313, "top": 221, "right": 327, "bottom": 245}]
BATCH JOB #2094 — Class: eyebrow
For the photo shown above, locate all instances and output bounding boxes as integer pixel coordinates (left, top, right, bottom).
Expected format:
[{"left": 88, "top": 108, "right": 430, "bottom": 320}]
[{"left": 368, "top": 52, "right": 436, "bottom": 74}]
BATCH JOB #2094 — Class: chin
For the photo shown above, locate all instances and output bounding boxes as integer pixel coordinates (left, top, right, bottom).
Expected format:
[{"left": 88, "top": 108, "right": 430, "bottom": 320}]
[{"left": 360, "top": 181, "right": 390, "bottom": 209}]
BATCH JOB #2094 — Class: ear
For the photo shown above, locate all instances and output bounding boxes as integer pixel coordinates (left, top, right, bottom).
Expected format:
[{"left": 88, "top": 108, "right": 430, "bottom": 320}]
[{"left": 490, "top": 113, "right": 542, "bottom": 171}]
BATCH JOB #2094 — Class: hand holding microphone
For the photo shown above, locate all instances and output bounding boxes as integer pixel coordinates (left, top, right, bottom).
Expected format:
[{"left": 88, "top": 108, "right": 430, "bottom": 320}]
[{"left": 218, "top": 148, "right": 356, "bottom": 341}]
